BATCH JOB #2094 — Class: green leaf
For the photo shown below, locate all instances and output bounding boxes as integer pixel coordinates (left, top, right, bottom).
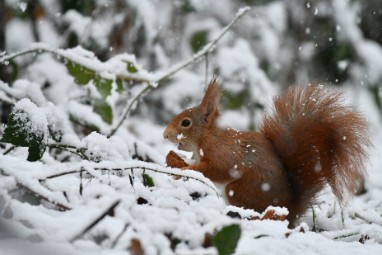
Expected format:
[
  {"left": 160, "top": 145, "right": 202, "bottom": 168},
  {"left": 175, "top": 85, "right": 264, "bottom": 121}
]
[
  {"left": 10, "top": 60, "right": 19, "bottom": 81},
  {"left": 181, "top": 0, "right": 196, "bottom": 13},
  {"left": 212, "top": 224, "right": 241, "bottom": 255},
  {"left": 190, "top": 30, "right": 208, "bottom": 53},
  {"left": 126, "top": 61, "right": 138, "bottom": 73},
  {"left": 93, "top": 100, "right": 113, "bottom": 124},
  {"left": 222, "top": 90, "right": 247, "bottom": 110},
  {"left": 27, "top": 141, "right": 47, "bottom": 161},
  {"left": 1, "top": 109, "right": 46, "bottom": 162},
  {"left": 94, "top": 76, "right": 113, "bottom": 99},
  {"left": 142, "top": 173, "right": 155, "bottom": 187},
  {"left": 66, "top": 61, "right": 95, "bottom": 85},
  {"left": 116, "top": 78, "right": 125, "bottom": 93}
]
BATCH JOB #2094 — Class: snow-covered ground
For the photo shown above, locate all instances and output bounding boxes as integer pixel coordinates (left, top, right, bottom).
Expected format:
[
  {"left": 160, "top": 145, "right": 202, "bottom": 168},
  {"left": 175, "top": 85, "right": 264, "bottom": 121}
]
[{"left": 0, "top": 122, "right": 382, "bottom": 255}]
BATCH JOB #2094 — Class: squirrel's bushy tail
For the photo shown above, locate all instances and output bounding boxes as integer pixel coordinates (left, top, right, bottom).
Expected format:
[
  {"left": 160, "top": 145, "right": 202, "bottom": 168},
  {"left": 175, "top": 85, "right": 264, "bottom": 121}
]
[{"left": 261, "top": 84, "right": 370, "bottom": 221}]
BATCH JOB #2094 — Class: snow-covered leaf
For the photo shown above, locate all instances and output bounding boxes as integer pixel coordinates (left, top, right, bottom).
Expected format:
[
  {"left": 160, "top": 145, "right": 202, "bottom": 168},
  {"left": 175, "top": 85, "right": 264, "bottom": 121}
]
[
  {"left": 66, "top": 61, "right": 95, "bottom": 85},
  {"left": 1, "top": 99, "right": 47, "bottom": 161},
  {"left": 94, "top": 76, "right": 112, "bottom": 99}
]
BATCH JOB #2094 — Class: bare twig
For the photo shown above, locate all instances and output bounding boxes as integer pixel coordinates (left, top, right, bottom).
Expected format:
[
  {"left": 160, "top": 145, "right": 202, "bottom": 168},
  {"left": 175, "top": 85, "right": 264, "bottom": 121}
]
[
  {"left": 79, "top": 168, "right": 83, "bottom": 196},
  {"left": 333, "top": 232, "right": 360, "bottom": 240},
  {"left": 3, "top": 145, "right": 16, "bottom": 155},
  {"left": 311, "top": 205, "right": 317, "bottom": 232},
  {"left": 39, "top": 165, "right": 219, "bottom": 196},
  {"left": 18, "top": 182, "right": 71, "bottom": 211},
  {"left": 156, "top": 7, "right": 250, "bottom": 83},
  {"left": 353, "top": 212, "right": 382, "bottom": 225},
  {"left": 47, "top": 143, "right": 90, "bottom": 160},
  {"left": 42, "top": 170, "right": 79, "bottom": 180},
  {"left": 69, "top": 199, "right": 121, "bottom": 242},
  {"left": 108, "top": 7, "right": 250, "bottom": 136},
  {"left": 0, "top": 168, "right": 71, "bottom": 211},
  {"left": 108, "top": 84, "right": 151, "bottom": 137}
]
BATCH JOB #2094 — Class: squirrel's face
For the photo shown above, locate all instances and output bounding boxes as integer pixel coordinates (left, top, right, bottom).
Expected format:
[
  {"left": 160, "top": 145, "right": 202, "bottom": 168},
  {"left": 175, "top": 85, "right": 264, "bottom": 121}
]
[
  {"left": 163, "top": 107, "right": 202, "bottom": 153},
  {"left": 164, "top": 78, "right": 221, "bottom": 153}
]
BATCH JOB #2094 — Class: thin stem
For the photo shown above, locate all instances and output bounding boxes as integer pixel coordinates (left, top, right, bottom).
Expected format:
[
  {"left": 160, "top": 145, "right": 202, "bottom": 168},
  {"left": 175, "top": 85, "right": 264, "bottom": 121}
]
[
  {"left": 42, "top": 170, "right": 79, "bottom": 180},
  {"left": 47, "top": 143, "right": 89, "bottom": 160},
  {"left": 3, "top": 145, "right": 15, "bottom": 155},
  {"left": 155, "top": 7, "right": 250, "bottom": 83},
  {"left": 311, "top": 205, "right": 317, "bottom": 232},
  {"left": 39, "top": 165, "right": 219, "bottom": 196},
  {"left": 354, "top": 212, "right": 375, "bottom": 224},
  {"left": 18, "top": 183, "right": 71, "bottom": 211},
  {"left": 108, "top": 84, "right": 151, "bottom": 137},
  {"left": 0, "top": 43, "right": 54, "bottom": 63},
  {"left": 333, "top": 232, "right": 360, "bottom": 240}
]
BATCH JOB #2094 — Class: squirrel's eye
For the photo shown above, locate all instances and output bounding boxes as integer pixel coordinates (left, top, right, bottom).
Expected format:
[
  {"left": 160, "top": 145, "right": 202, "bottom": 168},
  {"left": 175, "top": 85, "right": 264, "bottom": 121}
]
[{"left": 181, "top": 119, "right": 191, "bottom": 127}]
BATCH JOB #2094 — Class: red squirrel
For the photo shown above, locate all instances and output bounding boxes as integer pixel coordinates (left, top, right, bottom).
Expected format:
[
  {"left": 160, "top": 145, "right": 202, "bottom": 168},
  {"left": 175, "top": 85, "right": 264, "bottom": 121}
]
[{"left": 163, "top": 78, "right": 369, "bottom": 226}]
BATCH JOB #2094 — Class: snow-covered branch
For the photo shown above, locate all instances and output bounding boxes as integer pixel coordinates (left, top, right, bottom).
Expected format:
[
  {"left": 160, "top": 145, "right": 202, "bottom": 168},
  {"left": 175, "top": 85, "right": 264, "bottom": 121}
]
[
  {"left": 108, "top": 7, "right": 251, "bottom": 136},
  {"left": 39, "top": 161, "right": 220, "bottom": 196}
]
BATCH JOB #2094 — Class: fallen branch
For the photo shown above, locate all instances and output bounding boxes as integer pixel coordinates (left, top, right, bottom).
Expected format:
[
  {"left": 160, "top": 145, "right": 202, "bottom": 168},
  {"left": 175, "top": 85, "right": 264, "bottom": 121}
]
[
  {"left": 111, "top": 222, "right": 130, "bottom": 248},
  {"left": 69, "top": 199, "right": 121, "bottom": 242},
  {"left": 2, "top": 145, "right": 16, "bottom": 155}
]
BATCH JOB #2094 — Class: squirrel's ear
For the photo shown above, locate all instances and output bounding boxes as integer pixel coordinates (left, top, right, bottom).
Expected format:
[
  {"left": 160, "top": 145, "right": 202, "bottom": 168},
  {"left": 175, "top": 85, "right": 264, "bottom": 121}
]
[{"left": 200, "top": 77, "right": 222, "bottom": 125}]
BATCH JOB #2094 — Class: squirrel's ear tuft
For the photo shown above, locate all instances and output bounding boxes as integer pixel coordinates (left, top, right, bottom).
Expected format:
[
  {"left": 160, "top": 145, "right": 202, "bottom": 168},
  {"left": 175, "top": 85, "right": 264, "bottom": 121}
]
[{"left": 200, "top": 76, "right": 222, "bottom": 125}]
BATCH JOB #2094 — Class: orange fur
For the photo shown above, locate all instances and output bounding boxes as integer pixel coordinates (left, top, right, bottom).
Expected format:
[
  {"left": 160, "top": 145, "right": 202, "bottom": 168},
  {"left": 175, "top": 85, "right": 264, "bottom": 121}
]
[{"left": 163, "top": 79, "right": 370, "bottom": 226}]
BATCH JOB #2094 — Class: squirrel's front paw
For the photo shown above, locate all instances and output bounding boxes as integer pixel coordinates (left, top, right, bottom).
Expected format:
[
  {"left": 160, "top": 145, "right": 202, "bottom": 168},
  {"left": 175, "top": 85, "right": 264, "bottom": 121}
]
[{"left": 166, "top": 151, "right": 188, "bottom": 168}]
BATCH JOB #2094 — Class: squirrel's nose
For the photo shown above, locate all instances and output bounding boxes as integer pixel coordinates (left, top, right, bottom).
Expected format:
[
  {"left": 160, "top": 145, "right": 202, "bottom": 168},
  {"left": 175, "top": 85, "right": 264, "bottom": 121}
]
[
  {"left": 163, "top": 126, "right": 172, "bottom": 140},
  {"left": 163, "top": 126, "right": 178, "bottom": 142}
]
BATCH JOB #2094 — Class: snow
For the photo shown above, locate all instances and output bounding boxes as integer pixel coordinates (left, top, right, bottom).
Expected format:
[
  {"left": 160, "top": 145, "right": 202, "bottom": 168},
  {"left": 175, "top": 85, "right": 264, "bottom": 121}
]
[
  {"left": 62, "top": 10, "right": 91, "bottom": 40},
  {"left": 82, "top": 132, "right": 131, "bottom": 161},
  {"left": 5, "top": 19, "right": 34, "bottom": 52},
  {"left": 1, "top": 0, "right": 382, "bottom": 254}
]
